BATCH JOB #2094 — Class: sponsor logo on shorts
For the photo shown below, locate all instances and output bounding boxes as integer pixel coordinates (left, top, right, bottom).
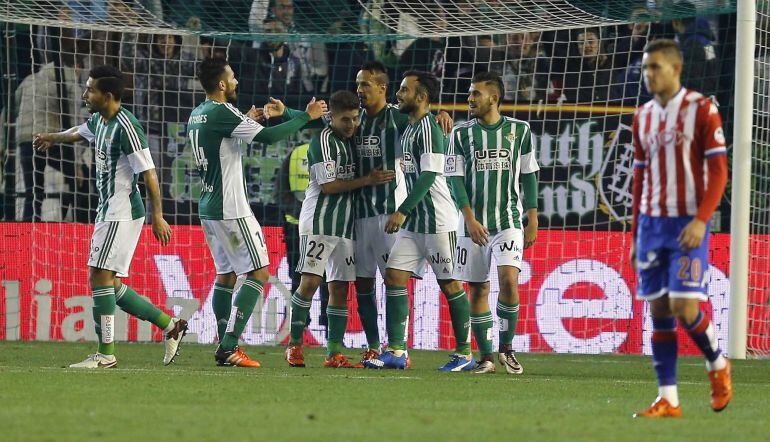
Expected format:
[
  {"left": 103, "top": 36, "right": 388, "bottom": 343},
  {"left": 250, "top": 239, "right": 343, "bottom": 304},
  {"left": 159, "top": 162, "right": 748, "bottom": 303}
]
[
  {"left": 429, "top": 253, "right": 451, "bottom": 264},
  {"left": 498, "top": 241, "right": 521, "bottom": 253},
  {"left": 345, "top": 256, "right": 355, "bottom": 266}
]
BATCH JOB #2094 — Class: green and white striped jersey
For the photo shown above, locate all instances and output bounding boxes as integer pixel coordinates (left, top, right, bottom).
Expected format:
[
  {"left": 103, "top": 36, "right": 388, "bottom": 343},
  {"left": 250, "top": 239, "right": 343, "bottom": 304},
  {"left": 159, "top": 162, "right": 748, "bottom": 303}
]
[
  {"left": 400, "top": 113, "right": 457, "bottom": 234},
  {"left": 77, "top": 107, "right": 154, "bottom": 222},
  {"left": 445, "top": 117, "right": 539, "bottom": 234},
  {"left": 186, "top": 99, "right": 264, "bottom": 220},
  {"left": 299, "top": 127, "right": 357, "bottom": 239},
  {"left": 355, "top": 104, "right": 409, "bottom": 218}
]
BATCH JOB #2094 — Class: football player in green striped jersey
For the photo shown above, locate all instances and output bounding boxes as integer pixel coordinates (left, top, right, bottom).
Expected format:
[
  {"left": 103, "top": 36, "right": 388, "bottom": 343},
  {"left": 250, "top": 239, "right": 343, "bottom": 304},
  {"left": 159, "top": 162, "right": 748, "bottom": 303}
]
[
  {"left": 285, "top": 91, "right": 395, "bottom": 368},
  {"left": 264, "top": 61, "right": 453, "bottom": 367},
  {"left": 366, "top": 71, "right": 474, "bottom": 371},
  {"left": 34, "top": 65, "right": 187, "bottom": 368},
  {"left": 446, "top": 71, "right": 540, "bottom": 374},
  {"left": 189, "top": 58, "right": 327, "bottom": 367}
]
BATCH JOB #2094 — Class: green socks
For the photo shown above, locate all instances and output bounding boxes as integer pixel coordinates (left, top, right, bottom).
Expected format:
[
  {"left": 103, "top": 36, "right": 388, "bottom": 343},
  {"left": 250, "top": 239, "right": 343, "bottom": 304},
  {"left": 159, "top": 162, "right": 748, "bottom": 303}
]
[
  {"left": 471, "top": 311, "right": 494, "bottom": 358},
  {"left": 497, "top": 300, "right": 520, "bottom": 350},
  {"left": 385, "top": 286, "right": 409, "bottom": 350},
  {"left": 289, "top": 291, "right": 311, "bottom": 346},
  {"left": 445, "top": 290, "right": 471, "bottom": 355},
  {"left": 356, "top": 291, "right": 380, "bottom": 350},
  {"left": 220, "top": 278, "right": 265, "bottom": 351},
  {"left": 115, "top": 283, "right": 171, "bottom": 330},
  {"left": 92, "top": 286, "right": 116, "bottom": 355},
  {"left": 326, "top": 305, "right": 348, "bottom": 356},
  {"left": 211, "top": 283, "right": 234, "bottom": 341}
]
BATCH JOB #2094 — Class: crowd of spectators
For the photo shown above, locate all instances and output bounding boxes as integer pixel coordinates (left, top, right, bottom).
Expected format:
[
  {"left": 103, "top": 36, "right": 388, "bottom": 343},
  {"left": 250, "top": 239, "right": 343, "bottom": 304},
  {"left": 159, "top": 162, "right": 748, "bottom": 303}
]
[{"left": 0, "top": 0, "right": 738, "bottom": 223}]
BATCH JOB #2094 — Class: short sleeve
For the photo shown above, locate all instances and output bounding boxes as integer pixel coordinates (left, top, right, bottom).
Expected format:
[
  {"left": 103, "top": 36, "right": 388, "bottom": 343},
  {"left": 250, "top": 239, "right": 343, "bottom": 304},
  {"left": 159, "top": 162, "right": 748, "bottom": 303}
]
[
  {"left": 78, "top": 122, "right": 95, "bottom": 143},
  {"left": 220, "top": 103, "right": 264, "bottom": 143},
  {"left": 78, "top": 114, "right": 98, "bottom": 143},
  {"left": 309, "top": 131, "right": 339, "bottom": 185},
  {"left": 117, "top": 117, "right": 154, "bottom": 173},
  {"left": 519, "top": 124, "right": 540, "bottom": 174},
  {"left": 444, "top": 128, "right": 465, "bottom": 177}
]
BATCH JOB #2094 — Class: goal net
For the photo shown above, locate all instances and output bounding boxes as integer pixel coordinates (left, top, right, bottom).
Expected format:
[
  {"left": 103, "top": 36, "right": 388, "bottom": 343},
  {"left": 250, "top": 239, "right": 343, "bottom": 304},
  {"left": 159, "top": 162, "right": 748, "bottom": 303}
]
[{"left": 1, "top": 0, "right": 766, "bottom": 357}]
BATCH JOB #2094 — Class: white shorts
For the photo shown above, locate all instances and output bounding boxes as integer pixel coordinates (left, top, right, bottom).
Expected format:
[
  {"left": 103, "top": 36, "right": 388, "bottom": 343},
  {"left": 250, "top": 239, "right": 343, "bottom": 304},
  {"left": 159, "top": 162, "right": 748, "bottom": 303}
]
[
  {"left": 87, "top": 218, "right": 144, "bottom": 278},
  {"left": 453, "top": 228, "right": 524, "bottom": 283},
  {"left": 201, "top": 216, "right": 270, "bottom": 275},
  {"left": 387, "top": 230, "right": 456, "bottom": 280},
  {"left": 297, "top": 234, "right": 356, "bottom": 282},
  {"left": 355, "top": 214, "right": 397, "bottom": 278}
]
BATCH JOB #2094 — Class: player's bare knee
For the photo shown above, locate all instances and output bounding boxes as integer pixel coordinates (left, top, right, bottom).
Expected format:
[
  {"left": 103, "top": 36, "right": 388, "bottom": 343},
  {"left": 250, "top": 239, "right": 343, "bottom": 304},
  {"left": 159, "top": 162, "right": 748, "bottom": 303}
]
[
  {"left": 88, "top": 267, "right": 114, "bottom": 288},
  {"left": 248, "top": 267, "right": 270, "bottom": 284},
  {"left": 439, "top": 279, "right": 463, "bottom": 295},
  {"left": 216, "top": 272, "right": 237, "bottom": 287},
  {"left": 384, "top": 269, "right": 407, "bottom": 287},
  {"left": 328, "top": 282, "right": 349, "bottom": 305},
  {"left": 670, "top": 298, "right": 699, "bottom": 323},
  {"left": 355, "top": 277, "right": 375, "bottom": 294},
  {"left": 297, "top": 273, "right": 322, "bottom": 298},
  {"left": 649, "top": 297, "right": 673, "bottom": 318}
]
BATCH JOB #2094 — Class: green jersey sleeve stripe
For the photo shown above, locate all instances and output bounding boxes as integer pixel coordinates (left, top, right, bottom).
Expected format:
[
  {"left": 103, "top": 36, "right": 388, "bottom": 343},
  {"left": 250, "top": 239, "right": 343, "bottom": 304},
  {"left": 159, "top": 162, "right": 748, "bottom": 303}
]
[
  {"left": 223, "top": 103, "right": 246, "bottom": 121},
  {"left": 320, "top": 128, "right": 334, "bottom": 162},
  {"left": 116, "top": 112, "right": 144, "bottom": 153}
]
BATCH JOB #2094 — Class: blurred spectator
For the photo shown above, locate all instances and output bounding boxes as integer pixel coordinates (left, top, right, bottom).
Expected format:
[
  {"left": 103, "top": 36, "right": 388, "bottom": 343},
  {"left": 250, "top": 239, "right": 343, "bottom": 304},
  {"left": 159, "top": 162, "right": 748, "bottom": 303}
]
[
  {"left": 133, "top": 33, "right": 196, "bottom": 203},
  {"left": 562, "top": 28, "right": 615, "bottom": 103},
  {"left": 671, "top": 1, "right": 719, "bottom": 96},
  {"left": 612, "top": 11, "right": 657, "bottom": 104},
  {"left": 327, "top": 12, "right": 375, "bottom": 92},
  {"left": 13, "top": 57, "right": 90, "bottom": 221},
  {"left": 230, "top": 19, "right": 301, "bottom": 101},
  {"left": 256, "top": 0, "right": 329, "bottom": 94},
  {"left": 398, "top": 35, "right": 445, "bottom": 77},
  {"left": 500, "top": 32, "right": 549, "bottom": 103},
  {"left": 443, "top": 34, "right": 505, "bottom": 102}
]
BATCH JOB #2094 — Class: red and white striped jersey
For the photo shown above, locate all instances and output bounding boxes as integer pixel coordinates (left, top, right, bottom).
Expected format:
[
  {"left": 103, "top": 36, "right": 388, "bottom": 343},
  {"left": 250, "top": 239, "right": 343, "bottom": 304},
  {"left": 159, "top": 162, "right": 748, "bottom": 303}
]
[{"left": 632, "top": 88, "right": 727, "bottom": 218}]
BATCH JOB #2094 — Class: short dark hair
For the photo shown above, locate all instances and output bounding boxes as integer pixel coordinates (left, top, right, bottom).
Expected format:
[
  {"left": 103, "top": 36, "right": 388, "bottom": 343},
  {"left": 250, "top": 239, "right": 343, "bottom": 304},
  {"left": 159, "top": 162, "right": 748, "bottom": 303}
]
[
  {"left": 197, "top": 57, "right": 229, "bottom": 94},
  {"left": 644, "top": 38, "right": 683, "bottom": 64},
  {"left": 361, "top": 60, "right": 389, "bottom": 85},
  {"left": 329, "top": 90, "right": 359, "bottom": 113},
  {"left": 88, "top": 64, "right": 124, "bottom": 101},
  {"left": 403, "top": 70, "right": 440, "bottom": 103},
  {"left": 471, "top": 71, "right": 505, "bottom": 100}
]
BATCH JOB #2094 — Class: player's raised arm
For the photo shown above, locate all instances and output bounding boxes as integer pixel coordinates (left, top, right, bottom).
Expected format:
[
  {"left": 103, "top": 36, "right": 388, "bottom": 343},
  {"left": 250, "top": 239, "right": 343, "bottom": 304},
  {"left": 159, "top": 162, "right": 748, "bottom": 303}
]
[
  {"left": 251, "top": 97, "right": 327, "bottom": 144},
  {"left": 264, "top": 96, "right": 327, "bottom": 130},
  {"left": 33, "top": 126, "right": 86, "bottom": 152}
]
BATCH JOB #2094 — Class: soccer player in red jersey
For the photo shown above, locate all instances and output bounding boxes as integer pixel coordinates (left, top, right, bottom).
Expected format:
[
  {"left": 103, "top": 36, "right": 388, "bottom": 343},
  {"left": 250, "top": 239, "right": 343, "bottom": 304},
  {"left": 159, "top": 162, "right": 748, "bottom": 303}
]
[{"left": 630, "top": 39, "right": 732, "bottom": 418}]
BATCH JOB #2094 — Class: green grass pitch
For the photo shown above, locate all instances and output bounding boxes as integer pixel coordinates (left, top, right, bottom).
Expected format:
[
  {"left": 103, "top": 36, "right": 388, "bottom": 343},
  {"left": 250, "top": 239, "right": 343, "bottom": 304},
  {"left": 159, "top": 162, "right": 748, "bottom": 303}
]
[{"left": 1, "top": 342, "right": 768, "bottom": 441}]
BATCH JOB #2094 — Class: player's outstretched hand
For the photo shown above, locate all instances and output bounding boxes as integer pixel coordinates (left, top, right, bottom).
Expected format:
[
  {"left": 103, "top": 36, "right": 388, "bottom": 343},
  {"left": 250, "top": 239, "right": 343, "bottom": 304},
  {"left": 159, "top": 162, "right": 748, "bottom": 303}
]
[
  {"left": 524, "top": 218, "right": 538, "bottom": 249},
  {"left": 465, "top": 217, "right": 489, "bottom": 246},
  {"left": 385, "top": 211, "right": 406, "bottom": 234},
  {"left": 305, "top": 97, "right": 328, "bottom": 120},
  {"left": 436, "top": 111, "right": 454, "bottom": 135},
  {"left": 33, "top": 133, "right": 55, "bottom": 152},
  {"left": 152, "top": 216, "right": 172, "bottom": 246},
  {"left": 366, "top": 167, "right": 396, "bottom": 186},
  {"left": 247, "top": 105, "right": 266, "bottom": 123},
  {"left": 263, "top": 97, "right": 286, "bottom": 119},
  {"left": 678, "top": 218, "right": 706, "bottom": 251}
]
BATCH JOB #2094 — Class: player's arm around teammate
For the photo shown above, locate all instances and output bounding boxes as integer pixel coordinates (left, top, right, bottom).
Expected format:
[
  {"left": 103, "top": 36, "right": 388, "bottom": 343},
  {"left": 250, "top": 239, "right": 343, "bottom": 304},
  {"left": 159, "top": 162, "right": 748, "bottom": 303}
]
[{"left": 286, "top": 91, "right": 395, "bottom": 368}]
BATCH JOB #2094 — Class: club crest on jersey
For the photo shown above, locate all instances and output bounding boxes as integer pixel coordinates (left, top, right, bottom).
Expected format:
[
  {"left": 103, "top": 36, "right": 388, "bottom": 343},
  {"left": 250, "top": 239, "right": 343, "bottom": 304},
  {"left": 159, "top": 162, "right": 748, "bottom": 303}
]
[
  {"left": 598, "top": 123, "right": 634, "bottom": 222},
  {"left": 323, "top": 161, "right": 336, "bottom": 179},
  {"left": 401, "top": 151, "right": 417, "bottom": 173},
  {"left": 506, "top": 132, "right": 517, "bottom": 144},
  {"left": 474, "top": 149, "right": 510, "bottom": 171}
]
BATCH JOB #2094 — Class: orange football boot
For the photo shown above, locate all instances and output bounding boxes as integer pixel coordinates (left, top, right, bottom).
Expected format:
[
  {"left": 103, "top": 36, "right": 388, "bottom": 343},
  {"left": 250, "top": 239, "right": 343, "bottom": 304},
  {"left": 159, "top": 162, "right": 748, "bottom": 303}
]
[
  {"left": 353, "top": 349, "right": 380, "bottom": 368},
  {"left": 324, "top": 353, "right": 355, "bottom": 368},
  {"left": 285, "top": 345, "right": 305, "bottom": 367},
  {"left": 633, "top": 398, "right": 682, "bottom": 418},
  {"left": 215, "top": 346, "right": 261, "bottom": 368},
  {"left": 708, "top": 359, "right": 733, "bottom": 412}
]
